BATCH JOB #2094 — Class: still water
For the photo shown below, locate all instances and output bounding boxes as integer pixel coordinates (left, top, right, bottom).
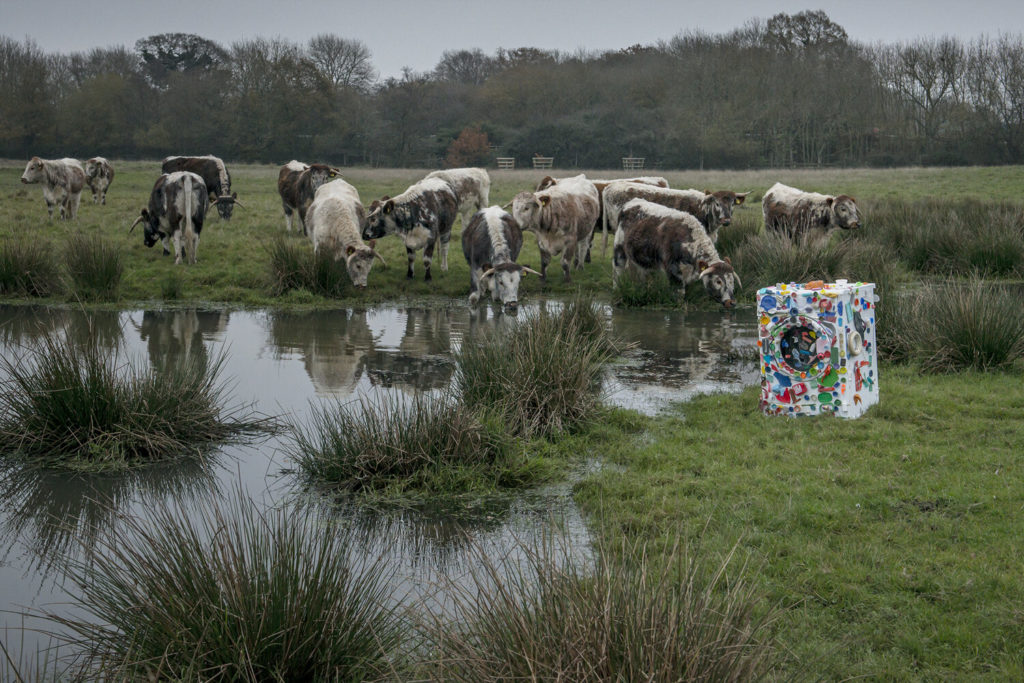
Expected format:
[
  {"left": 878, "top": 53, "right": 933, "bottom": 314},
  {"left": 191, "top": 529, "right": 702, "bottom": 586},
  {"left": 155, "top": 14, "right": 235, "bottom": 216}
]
[{"left": 0, "top": 302, "right": 757, "bottom": 660}]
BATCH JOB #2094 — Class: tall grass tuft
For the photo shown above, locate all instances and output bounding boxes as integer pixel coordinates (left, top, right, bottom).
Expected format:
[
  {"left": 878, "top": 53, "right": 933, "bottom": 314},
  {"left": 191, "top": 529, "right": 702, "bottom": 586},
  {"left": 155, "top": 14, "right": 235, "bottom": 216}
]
[
  {"left": 885, "top": 279, "right": 1024, "bottom": 371},
  {"left": 45, "top": 491, "right": 406, "bottom": 681},
  {"left": 0, "top": 336, "right": 273, "bottom": 468},
  {"left": 612, "top": 269, "right": 680, "bottom": 308},
  {"left": 427, "top": 535, "right": 781, "bottom": 681},
  {"left": 291, "top": 392, "right": 519, "bottom": 495},
  {"left": 0, "top": 235, "right": 61, "bottom": 297},
  {"left": 268, "top": 236, "right": 350, "bottom": 297},
  {"left": 64, "top": 232, "right": 123, "bottom": 302},
  {"left": 715, "top": 212, "right": 762, "bottom": 260},
  {"left": 456, "top": 296, "right": 619, "bottom": 438}
]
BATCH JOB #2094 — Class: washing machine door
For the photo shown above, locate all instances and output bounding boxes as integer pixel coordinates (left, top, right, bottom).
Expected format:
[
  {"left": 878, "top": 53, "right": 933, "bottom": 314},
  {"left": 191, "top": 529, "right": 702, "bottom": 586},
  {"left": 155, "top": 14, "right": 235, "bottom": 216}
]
[{"left": 764, "top": 314, "right": 836, "bottom": 379}]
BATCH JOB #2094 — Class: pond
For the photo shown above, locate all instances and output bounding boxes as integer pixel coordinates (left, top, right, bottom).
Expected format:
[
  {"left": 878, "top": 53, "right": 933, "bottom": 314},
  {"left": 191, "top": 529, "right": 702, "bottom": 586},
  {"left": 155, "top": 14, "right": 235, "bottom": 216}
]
[{"left": 0, "top": 302, "right": 757, "bottom": 661}]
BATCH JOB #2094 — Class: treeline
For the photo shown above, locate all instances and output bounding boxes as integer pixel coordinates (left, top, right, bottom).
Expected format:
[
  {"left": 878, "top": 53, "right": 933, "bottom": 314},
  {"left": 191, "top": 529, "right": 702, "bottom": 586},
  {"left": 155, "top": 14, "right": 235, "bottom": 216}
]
[{"left": 2, "top": 11, "right": 1023, "bottom": 169}]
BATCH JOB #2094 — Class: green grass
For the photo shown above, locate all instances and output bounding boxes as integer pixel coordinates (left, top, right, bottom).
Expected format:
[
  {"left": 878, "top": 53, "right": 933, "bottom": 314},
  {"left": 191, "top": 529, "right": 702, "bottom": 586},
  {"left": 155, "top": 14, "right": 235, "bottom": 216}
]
[
  {"left": 64, "top": 231, "right": 123, "bottom": 302},
  {"left": 611, "top": 268, "right": 680, "bottom": 308},
  {"left": 573, "top": 367, "right": 1024, "bottom": 680},
  {"left": 0, "top": 232, "right": 61, "bottom": 297}
]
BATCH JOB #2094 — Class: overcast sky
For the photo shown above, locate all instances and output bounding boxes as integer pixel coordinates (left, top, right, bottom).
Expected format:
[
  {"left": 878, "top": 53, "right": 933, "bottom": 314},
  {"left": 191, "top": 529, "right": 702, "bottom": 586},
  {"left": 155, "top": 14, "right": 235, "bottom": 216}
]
[{"left": 4, "top": 0, "right": 1024, "bottom": 79}]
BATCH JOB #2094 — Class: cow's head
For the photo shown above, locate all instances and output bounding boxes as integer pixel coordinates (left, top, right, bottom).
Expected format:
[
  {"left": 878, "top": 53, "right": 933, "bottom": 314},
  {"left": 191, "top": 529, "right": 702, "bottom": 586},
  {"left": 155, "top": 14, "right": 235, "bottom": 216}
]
[
  {"left": 210, "top": 192, "right": 242, "bottom": 220},
  {"left": 830, "top": 195, "right": 861, "bottom": 230},
  {"left": 344, "top": 239, "right": 386, "bottom": 288},
  {"left": 698, "top": 257, "right": 741, "bottom": 309},
  {"left": 363, "top": 197, "right": 399, "bottom": 239},
  {"left": 20, "top": 157, "right": 44, "bottom": 184},
  {"left": 708, "top": 190, "right": 751, "bottom": 228},
  {"left": 308, "top": 164, "right": 341, "bottom": 193},
  {"left": 476, "top": 262, "right": 542, "bottom": 312},
  {"left": 129, "top": 209, "right": 165, "bottom": 250},
  {"left": 510, "top": 191, "right": 548, "bottom": 232}
]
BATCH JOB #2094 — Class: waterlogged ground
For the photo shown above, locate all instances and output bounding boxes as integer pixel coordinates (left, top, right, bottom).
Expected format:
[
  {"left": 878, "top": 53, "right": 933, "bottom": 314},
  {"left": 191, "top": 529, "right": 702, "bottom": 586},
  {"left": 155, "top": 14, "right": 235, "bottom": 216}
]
[{"left": 0, "top": 302, "right": 756, "bottom": 659}]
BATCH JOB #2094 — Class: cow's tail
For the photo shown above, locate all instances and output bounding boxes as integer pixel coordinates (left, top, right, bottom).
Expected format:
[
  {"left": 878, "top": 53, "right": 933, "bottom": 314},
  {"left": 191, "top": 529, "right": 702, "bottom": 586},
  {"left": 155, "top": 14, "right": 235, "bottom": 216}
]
[
  {"left": 184, "top": 174, "right": 196, "bottom": 264},
  {"left": 601, "top": 195, "right": 610, "bottom": 257}
]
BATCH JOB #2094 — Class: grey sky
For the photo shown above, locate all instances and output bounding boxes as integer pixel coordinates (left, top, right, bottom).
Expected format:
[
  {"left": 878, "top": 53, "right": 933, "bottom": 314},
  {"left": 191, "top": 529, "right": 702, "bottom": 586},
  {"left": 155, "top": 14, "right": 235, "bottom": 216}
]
[{"left": 3, "top": 0, "right": 1024, "bottom": 79}]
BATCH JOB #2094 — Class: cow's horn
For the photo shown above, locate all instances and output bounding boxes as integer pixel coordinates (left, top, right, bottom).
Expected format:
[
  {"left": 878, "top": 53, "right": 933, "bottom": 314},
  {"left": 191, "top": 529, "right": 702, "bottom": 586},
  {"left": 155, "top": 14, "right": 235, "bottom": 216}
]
[
  {"left": 481, "top": 267, "right": 496, "bottom": 280},
  {"left": 501, "top": 201, "right": 512, "bottom": 210},
  {"left": 128, "top": 215, "right": 144, "bottom": 233},
  {"left": 522, "top": 266, "right": 542, "bottom": 277},
  {"left": 373, "top": 250, "right": 388, "bottom": 267},
  {"left": 733, "top": 271, "right": 743, "bottom": 289}
]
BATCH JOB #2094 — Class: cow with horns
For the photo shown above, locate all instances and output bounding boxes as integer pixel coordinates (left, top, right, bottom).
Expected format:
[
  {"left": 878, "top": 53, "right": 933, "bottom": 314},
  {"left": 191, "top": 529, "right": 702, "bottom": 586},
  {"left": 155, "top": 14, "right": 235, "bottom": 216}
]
[
  {"left": 160, "top": 155, "right": 242, "bottom": 219},
  {"left": 277, "top": 160, "right": 342, "bottom": 235},
  {"left": 130, "top": 171, "right": 208, "bottom": 265},
  {"left": 461, "top": 205, "right": 540, "bottom": 311}
]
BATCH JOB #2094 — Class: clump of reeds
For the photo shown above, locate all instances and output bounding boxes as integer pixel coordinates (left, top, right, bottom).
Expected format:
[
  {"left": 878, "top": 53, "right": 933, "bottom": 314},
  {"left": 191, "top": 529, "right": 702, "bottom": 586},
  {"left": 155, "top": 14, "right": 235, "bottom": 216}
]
[
  {"left": 268, "top": 236, "right": 350, "bottom": 297},
  {"left": 426, "top": 535, "right": 780, "bottom": 682},
  {"left": 612, "top": 269, "right": 680, "bottom": 308},
  {"left": 63, "top": 233, "right": 123, "bottom": 302},
  {"left": 160, "top": 270, "right": 184, "bottom": 300},
  {"left": 291, "top": 392, "right": 518, "bottom": 495},
  {"left": 715, "top": 213, "right": 762, "bottom": 260},
  {"left": 0, "top": 336, "right": 272, "bottom": 467},
  {"left": 456, "top": 296, "right": 618, "bottom": 438},
  {"left": 0, "top": 235, "right": 61, "bottom": 297},
  {"left": 46, "top": 491, "right": 406, "bottom": 681}
]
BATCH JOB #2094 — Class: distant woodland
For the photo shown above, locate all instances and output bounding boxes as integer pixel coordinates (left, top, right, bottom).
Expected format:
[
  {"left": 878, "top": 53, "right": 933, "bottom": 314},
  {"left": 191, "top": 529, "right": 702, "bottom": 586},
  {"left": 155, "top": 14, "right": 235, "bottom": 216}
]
[{"left": 3, "top": 11, "right": 1023, "bottom": 169}]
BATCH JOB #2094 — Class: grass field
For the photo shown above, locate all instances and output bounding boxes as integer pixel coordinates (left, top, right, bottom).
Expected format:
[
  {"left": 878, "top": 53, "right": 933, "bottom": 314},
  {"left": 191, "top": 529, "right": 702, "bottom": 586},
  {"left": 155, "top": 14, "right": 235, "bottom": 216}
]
[{"left": 3, "top": 161, "right": 1024, "bottom": 308}]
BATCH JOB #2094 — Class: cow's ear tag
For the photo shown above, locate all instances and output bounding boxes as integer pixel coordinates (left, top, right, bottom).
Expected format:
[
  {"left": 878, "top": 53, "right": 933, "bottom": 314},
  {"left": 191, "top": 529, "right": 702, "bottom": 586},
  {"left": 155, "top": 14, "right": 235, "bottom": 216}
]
[
  {"left": 539, "top": 195, "right": 551, "bottom": 207},
  {"left": 383, "top": 200, "right": 394, "bottom": 214},
  {"left": 346, "top": 245, "right": 356, "bottom": 255}
]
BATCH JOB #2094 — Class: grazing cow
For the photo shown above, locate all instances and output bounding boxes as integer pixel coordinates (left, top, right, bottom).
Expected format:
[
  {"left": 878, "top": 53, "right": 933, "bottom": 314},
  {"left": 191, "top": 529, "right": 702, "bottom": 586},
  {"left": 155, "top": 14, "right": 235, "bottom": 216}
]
[
  {"left": 83, "top": 157, "right": 114, "bottom": 205},
  {"left": 307, "top": 178, "right": 386, "bottom": 288},
  {"left": 534, "top": 175, "right": 669, "bottom": 263},
  {"left": 509, "top": 174, "right": 600, "bottom": 282},
  {"left": 762, "top": 182, "right": 862, "bottom": 238},
  {"left": 161, "top": 155, "right": 240, "bottom": 220},
  {"left": 277, "top": 160, "right": 341, "bottom": 234},
  {"left": 602, "top": 182, "right": 750, "bottom": 254},
  {"left": 363, "top": 177, "right": 458, "bottom": 281},
  {"left": 461, "top": 206, "right": 541, "bottom": 311},
  {"left": 613, "top": 198, "right": 740, "bottom": 308},
  {"left": 20, "top": 157, "right": 86, "bottom": 220},
  {"left": 426, "top": 167, "right": 491, "bottom": 228},
  {"left": 129, "top": 171, "right": 208, "bottom": 265}
]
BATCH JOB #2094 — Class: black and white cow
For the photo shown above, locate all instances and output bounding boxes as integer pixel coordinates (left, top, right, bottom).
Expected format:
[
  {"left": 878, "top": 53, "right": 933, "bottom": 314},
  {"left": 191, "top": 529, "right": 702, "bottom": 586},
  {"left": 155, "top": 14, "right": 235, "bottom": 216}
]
[
  {"left": 363, "top": 177, "right": 458, "bottom": 281},
  {"left": 161, "top": 155, "right": 240, "bottom": 220},
  {"left": 425, "top": 167, "right": 491, "bottom": 228},
  {"left": 20, "top": 157, "right": 86, "bottom": 220},
  {"left": 613, "top": 198, "right": 740, "bottom": 308},
  {"left": 307, "top": 178, "right": 387, "bottom": 288},
  {"left": 130, "top": 171, "right": 208, "bottom": 265},
  {"left": 461, "top": 206, "right": 540, "bottom": 311},
  {"left": 277, "top": 160, "right": 341, "bottom": 235},
  {"left": 84, "top": 157, "right": 114, "bottom": 205}
]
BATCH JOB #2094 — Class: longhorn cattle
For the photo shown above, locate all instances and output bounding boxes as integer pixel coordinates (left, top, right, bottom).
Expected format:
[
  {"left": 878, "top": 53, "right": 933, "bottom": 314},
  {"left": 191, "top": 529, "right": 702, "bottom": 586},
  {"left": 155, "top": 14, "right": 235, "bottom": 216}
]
[
  {"left": 510, "top": 174, "right": 600, "bottom": 282},
  {"left": 461, "top": 206, "right": 540, "bottom": 311},
  {"left": 363, "top": 177, "right": 458, "bottom": 281},
  {"left": 613, "top": 198, "right": 740, "bottom": 308},
  {"left": 20, "top": 157, "right": 86, "bottom": 220},
  {"left": 602, "top": 182, "right": 750, "bottom": 254},
  {"left": 84, "top": 157, "right": 114, "bottom": 205},
  {"left": 762, "top": 182, "right": 861, "bottom": 238},
  {"left": 160, "top": 155, "right": 239, "bottom": 220},
  {"left": 277, "top": 160, "right": 341, "bottom": 234},
  {"left": 425, "top": 167, "right": 491, "bottom": 229},
  {"left": 535, "top": 175, "right": 669, "bottom": 263},
  {"left": 307, "top": 178, "right": 386, "bottom": 288},
  {"left": 129, "top": 171, "right": 208, "bottom": 265}
]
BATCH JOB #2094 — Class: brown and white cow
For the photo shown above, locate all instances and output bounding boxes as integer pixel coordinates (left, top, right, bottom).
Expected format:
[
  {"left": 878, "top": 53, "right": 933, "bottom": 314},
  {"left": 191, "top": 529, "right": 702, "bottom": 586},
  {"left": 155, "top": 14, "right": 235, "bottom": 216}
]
[
  {"left": 536, "top": 175, "right": 669, "bottom": 262},
  {"left": 762, "top": 182, "right": 861, "bottom": 238},
  {"left": 161, "top": 155, "right": 240, "bottom": 220},
  {"left": 277, "top": 160, "right": 341, "bottom": 235},
  {"left": 461, "top": 206, "right": 540, "bottom": 311},
  {"left": 20, "top": 157, "right": 86, "bottom": 220},
  {"left": 425, "top": 167, "right": 491, "bottom": 229},
  {"left": 613, "top": 198, "right": 740, "bottom": 308},
  {"left": 129, "top": 171, "right": 208, "bottom": 265},
  {"left": 363, "top": 177, "right": 458, "bottom": 281},
  {"left": 307, "top": 178, "right": 386, "bottom": 288},
  {"left": 83, "top": 157, "right": 114, "bottom": 205},
  {"left": 510, "top": 174, "right": 600, "bottom": 282},
  {"left": 601, "top": 182, "right": 750, "bottom": 254}
]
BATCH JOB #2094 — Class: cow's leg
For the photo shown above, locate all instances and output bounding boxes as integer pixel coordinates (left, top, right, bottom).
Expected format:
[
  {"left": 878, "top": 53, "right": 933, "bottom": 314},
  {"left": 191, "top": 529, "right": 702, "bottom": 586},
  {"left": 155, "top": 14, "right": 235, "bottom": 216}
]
[
  {"left": 440, "top": 237, "right": 450, "bottom": 271},
  {"left": 69, "top": 192, "right": 81, "bottom": 220},
  {"left": 539, "top": 248, "right": 551, "bottom": 283},
  {"left": 561, "top": 239, "right": 575, "bottom": 283},
  {"left": 173, "top": 232, "right": 183, "bottom": 265},
  {"left": 45, "top": 200, "right": 55, "bottom": 219},
  {"left": 283, "top": 203, "right": 294, "bottom": 232},
  {"left": 406, "top": 247, "right": 416, "bottom": 279},
  {"left": 469, "top": 267, "right": 480, "bottom": 305},
  {"left": 423, "top": 240, "right": 436, "bottom": 282},
  {"left": 612, "top": 241, "right": 627, "bottom": 285},
  {"left": 162, "top": 236, "right": 171, "bottom": 256}
]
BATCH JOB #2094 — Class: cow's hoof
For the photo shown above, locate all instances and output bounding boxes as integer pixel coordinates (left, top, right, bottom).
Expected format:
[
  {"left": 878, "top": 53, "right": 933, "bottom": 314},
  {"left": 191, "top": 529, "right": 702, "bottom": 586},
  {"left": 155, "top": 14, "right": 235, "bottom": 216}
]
[
  {"left": 406, "top": 272, "right": 414, "bottom": 280},
  {"left": 424, "top": 272, "right": 432, "bottom": 282}
]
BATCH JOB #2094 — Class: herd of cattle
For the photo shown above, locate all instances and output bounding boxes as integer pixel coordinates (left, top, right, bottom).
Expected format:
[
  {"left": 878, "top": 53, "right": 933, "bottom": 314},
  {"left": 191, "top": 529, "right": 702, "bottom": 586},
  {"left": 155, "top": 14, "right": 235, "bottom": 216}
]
[{"left": 17, "top": 156, "right": 863, "bottom": 308}]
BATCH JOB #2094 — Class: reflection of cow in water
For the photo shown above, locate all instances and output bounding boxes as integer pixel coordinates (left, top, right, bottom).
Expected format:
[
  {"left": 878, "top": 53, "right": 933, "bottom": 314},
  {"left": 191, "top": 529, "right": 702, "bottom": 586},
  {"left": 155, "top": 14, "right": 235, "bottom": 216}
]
[
  {"left": 268, "top": 310, "right": 377, "bottom": 396},
  {"left": 136, "top": 310, "right": 230, "bottom": 372},
  {"left": 364, "top": 308, "right": 456, "bottom": 392}
]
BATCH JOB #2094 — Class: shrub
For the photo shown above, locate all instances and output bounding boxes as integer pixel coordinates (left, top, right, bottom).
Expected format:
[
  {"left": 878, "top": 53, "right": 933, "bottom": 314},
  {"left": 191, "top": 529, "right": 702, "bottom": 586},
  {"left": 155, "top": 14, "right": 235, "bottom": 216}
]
[
  {"left": 612, "top": 269, "right": 679, "bottom": 308},
  {"left": 64, "top": 232, "right": 123, "bottom": 302},
  {"left": 268, "top": 236, "right": 350, "bottom": 298},
  {"left": 46, "top": 491, "right": 406, "bottom": 681},
  {"left": 0, "top": 235, "right": 61, "bottom": 297}
]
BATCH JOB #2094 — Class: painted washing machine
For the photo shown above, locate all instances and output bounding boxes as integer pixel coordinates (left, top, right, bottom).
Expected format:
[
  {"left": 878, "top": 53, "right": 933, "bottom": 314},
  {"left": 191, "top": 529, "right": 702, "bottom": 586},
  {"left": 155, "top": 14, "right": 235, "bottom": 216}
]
[{"left": 757, "top": 280, "right": 878, "bottom": 419}]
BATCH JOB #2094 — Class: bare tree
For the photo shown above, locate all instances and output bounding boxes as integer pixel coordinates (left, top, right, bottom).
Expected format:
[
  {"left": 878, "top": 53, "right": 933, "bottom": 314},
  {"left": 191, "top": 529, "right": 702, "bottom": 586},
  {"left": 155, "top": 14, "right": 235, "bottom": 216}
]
[
  {"left": 434, "top": 49, "right": 493, "bottom": 86},
  {"left": 306, "top": 34, "right": 377, "bottom": 92},
  {"left": 967, "top": 35, "right": 1024, "bottom": 159}
]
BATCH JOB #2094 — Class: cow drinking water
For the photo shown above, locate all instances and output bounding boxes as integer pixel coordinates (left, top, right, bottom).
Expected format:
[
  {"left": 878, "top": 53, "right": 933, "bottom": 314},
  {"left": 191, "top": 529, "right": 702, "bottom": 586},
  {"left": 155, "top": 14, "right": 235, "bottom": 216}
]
[
  {"left": 307, "top": 178, "right": 386, "bottom": 288},
  {"left": 461, "top": 206, "right": 540, "bottom": 311}
]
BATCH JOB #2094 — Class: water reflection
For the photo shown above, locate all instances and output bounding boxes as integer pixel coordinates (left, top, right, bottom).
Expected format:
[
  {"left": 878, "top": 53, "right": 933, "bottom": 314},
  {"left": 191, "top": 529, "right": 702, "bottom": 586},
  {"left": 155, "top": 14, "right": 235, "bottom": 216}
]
[
  {"left": 268, "top": 310, "right": 377, "bottom": 395},
  {"left": 134, "top": 309, "right": 229, "bottom": 372},
  {"left": 365, "top": 308, "right": 456, "bottom": 392},
  {"left": 0, "top": 307, "right": 122, "bottom": 353}
]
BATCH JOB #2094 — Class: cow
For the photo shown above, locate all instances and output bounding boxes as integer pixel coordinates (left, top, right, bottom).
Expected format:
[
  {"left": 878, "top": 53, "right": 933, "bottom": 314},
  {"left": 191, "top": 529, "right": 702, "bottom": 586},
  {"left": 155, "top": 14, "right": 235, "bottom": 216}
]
[
  {"left": 363, "top": 177, "right": 458, "bottom": 281},
  {"left": 762, "top": 182, "right": 862, "bottom": 238},
  {"left": 20, "top": 157, "right": 86, "bottom": 220},
  {"left": 425, "top": 167, "right": 491, "bottom": 229},
  {"left": 307, "top": 178, "right": 386, "bottom": 288},
  {"left": 509, "top": 174, "right": 600, "bottom": 283},
  {"left": 613, "top": 198, "right": 740, "bottom": 308},
  {"left": 277, "top": 160, "right": 341, "bottom": 235},
  {"left": 83, "top": 157, "right": 114, "bottom": 205},
  {"left": 535, "top": 175, "right": 669, "bottom": 263},
  {"left": 601, "top": 182, "right": 751, "bottom": 254},
  {"left": 461, "top": 206, "right": 541, "bottom": 311},
  {"left": 129, "top": 171, "right": 208, "bottom": 265},
  {"left": 160, "top": 155, "right": 241, "bottom": 220}
]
